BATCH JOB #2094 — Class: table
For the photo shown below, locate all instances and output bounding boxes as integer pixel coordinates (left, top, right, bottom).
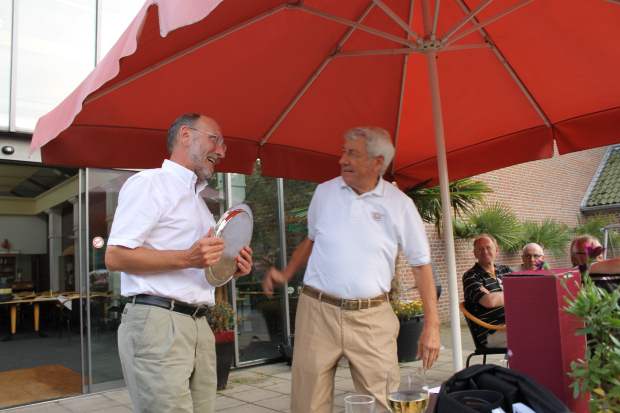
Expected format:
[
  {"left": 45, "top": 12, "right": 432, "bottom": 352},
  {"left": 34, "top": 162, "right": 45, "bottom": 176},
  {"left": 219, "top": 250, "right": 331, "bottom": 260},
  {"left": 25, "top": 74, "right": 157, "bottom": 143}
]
[{"left": 0, "top": 292, "right": 108, "bottom": 336}]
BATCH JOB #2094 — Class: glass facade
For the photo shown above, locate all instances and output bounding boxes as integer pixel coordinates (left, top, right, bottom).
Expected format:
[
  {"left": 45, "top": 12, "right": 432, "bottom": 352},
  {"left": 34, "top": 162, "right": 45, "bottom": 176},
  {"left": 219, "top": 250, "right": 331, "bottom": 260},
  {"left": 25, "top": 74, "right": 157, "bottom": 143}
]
[
  {"left": 0, "top": 1, "right": 11, "bottom": 129},
  {"left": 1, "top": 0, "right": 144, "bottom": 132},
  {"left": 14, "top": 0, "right": 96, "bottom": 131},
  {"left": 98, "top": 0, "right": 144, "bottom": 60}
]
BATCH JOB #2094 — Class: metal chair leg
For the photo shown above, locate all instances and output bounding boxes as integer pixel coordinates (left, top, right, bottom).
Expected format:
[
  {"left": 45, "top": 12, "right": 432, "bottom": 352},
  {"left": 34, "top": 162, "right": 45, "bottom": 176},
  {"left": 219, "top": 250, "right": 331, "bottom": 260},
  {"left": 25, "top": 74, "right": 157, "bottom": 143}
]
[{"left": 466, "top": 353, "right": 475, "bottom": 368}]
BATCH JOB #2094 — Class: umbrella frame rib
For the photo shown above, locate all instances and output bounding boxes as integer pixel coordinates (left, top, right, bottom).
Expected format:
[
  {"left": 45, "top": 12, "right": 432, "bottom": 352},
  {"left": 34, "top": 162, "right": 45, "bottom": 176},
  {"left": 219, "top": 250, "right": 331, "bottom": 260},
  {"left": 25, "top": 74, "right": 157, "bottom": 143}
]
[
  {"left": 391, "top": 0, "right": 416, "bottom": 175},
  {"left": 441, "top": 0, "right": 493, "bottom": 42},
  {"left": 84, "top": 3, "right": 288, "bottom": 107},
  {"left": 431, "top": 0, "right": 440, "bottom": 40},
  {"left": 452, "top": 0, "right": 551, "bottom": 128},
  {"left": 442, "top": 0, "right": 534, "bottom": 48},
  {"left": 296, "top": 4, "right": 416, "bottom": 48},
  {"left": 260, "top": 1, "right": 377, "bottom": 146},
  {"left": 371, "top": 0, "right": 421, "bottom": 42}
]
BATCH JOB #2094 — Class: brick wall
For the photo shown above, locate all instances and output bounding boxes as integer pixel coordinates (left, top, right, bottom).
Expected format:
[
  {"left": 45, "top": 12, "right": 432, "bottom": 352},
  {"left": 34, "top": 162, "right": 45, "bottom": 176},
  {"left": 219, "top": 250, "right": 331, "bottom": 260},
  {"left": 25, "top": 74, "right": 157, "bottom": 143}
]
[{"left": 396, "top": 146, "right": 609, "bottom": 321}]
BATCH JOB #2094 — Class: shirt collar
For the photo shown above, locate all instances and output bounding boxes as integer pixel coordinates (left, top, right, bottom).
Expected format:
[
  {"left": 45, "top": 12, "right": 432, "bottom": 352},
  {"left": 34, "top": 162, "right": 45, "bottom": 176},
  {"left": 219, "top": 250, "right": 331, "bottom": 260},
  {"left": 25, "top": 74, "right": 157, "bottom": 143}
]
[
  {"left": 474, "top": 262, "right": 501, "bottom": 277},
  {"left": 162, "top": 159, "right": 208, "bottom": 193},
  {"left": 338, "top": 176, "right": 385, "bottom": 198}
]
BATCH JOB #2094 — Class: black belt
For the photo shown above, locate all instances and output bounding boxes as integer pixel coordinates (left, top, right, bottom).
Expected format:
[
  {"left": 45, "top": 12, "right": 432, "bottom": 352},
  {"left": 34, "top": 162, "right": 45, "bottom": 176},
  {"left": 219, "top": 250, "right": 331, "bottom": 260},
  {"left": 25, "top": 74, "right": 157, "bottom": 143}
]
[{"left": 132, "top": 294, "right": 209, "bottom": 318}]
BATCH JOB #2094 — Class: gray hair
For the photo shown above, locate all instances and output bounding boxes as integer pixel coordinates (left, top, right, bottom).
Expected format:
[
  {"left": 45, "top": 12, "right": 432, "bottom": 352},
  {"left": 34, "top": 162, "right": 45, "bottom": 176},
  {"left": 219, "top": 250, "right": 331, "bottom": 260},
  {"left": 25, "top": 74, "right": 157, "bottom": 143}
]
[
  {"left": 473, "top": 233, "right": 498, "bottom": 249},
  {"left": 522, "top": 242, "right": 544, "bottom": 255},
  {"left": 344, "top": 127, "right": 395, "bottom": 175},
  {"left": 167, "top": 113, "right": 201, "bottom": 154}
]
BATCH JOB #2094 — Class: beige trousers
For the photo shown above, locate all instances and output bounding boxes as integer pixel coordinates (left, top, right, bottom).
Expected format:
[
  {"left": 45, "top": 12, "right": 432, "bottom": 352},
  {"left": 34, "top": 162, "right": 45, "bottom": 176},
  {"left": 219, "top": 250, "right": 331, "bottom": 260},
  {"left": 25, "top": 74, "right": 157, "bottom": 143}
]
[
  {"left": 487, "top": 330, "right": 507, "bottom": 348},
  {"left": 291, "top": 293, "right": 400, "bottom": 413},
  {"left": 118, "top": 303, "right": 217, "bottom": 413}
]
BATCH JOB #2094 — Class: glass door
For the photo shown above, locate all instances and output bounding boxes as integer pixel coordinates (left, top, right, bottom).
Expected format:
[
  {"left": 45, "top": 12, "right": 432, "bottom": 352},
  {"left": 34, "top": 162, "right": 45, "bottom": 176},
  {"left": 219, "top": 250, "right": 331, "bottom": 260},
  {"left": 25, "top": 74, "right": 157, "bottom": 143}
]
[
  {"left": 83, "top": 168, "right": 135, "bottom": 391},
  {"left": 82, "top": 168, "right": 228, "bottom": 390},
  {"left": 229, "top": 168, "right": 286, "bottom": 365}
]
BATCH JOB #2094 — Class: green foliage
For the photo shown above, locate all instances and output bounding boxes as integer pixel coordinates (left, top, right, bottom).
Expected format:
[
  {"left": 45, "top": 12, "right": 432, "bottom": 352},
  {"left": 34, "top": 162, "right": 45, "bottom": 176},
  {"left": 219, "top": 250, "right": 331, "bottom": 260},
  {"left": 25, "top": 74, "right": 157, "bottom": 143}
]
[
  {"left": 391, "top": 300, "right": 424, "bottom": 321},
  {"left": 564, "top": 276, "right": 620, "bottom": 412},
  {"left": 405, "top": 178, "right": 492, "bottom": 232},
  {"left": 206, "top": 301, "right": 235, "bottom": 333},
  {"left": 455, "top": 202, "right": 522, "bottom": 251},
  {"left": 574, "top": 215, "right": 615, "bottom": 240},
  {"left": 575, "top": 215, "right": 620, "bottom": 258},
  {"left": 515, "top": 219, "right": 572, "bottom": 256},
  {"left": 453, "top": 218, "right": 477, "bottom": 239}
]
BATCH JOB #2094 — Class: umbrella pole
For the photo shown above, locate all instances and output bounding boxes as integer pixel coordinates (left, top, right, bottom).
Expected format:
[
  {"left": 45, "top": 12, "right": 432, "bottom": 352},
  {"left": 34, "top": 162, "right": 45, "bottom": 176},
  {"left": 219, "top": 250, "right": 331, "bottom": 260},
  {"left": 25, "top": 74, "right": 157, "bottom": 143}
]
[
  {"left": 426, "top": 50, "right": 464, "bottom": 371},
  {"left": 422, "top": 0, "right": 463, "bottom": 372}
]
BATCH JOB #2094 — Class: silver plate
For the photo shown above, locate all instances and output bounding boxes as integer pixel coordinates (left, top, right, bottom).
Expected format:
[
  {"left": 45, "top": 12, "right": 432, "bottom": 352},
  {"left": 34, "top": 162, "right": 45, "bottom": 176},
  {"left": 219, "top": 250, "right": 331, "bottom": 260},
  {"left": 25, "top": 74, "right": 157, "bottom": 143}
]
[{"left": 205, "top": 203, "right": 253, "bottom": 287}]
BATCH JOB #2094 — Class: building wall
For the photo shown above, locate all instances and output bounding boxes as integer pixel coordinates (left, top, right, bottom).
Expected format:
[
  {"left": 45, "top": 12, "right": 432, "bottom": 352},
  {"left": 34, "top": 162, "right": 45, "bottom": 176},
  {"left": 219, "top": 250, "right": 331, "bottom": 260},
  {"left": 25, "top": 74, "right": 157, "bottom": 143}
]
[{"left": 396, "top": 146, "right": 608, "bottom": 321}]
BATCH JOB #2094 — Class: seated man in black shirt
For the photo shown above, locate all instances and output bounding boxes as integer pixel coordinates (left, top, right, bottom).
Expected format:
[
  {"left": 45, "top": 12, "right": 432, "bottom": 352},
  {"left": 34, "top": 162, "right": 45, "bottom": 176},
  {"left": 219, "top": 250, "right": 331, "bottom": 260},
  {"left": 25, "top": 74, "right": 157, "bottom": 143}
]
[{"left": 462, "top": 234, "right": 512, "bottom": 348}]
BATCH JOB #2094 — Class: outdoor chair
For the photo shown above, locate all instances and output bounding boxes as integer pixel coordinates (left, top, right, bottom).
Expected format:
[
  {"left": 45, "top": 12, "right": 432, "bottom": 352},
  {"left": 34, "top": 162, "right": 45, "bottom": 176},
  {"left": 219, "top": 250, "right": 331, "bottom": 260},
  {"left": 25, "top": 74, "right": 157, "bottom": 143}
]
[{"left": 459, "top": 302, "right": 507, "bottom": 367}]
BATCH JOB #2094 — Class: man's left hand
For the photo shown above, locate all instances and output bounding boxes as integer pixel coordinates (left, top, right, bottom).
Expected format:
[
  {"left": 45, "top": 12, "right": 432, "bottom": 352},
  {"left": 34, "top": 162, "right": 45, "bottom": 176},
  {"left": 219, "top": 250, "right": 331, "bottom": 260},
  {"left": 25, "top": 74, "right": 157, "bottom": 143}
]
[
  {"left": 417, "top": 322, "right": 441, "bottom": 369},
  {"left": 234, "top": 246, "right": 253, "bottom": 277}
]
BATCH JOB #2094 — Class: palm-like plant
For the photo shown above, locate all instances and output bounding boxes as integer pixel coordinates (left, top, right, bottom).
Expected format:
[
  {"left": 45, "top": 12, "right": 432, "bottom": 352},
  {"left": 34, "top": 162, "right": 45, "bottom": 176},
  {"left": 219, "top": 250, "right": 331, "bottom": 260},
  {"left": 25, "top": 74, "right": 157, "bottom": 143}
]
[
  {"left": 515, "top": 219, "right": 572, "bottom": 256},
  {"left": 455, "top": 202, "right": 522, "bottom": 251},
  {"left": 405, "top": 178, "right": 492, "bottom": 232},
  {"left": 574, "top": 215, "right": 616, "bottom": 239}
]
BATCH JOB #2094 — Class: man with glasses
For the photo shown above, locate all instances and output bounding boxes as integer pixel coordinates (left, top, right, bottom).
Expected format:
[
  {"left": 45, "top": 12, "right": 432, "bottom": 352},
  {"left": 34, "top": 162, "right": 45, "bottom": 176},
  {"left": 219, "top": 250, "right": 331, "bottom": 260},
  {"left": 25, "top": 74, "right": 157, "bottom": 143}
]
[
  {"left": 106, "top": 113, "right": 253, "bottom": 413},
  {"left": 263, "top": 127, "right": 440, "bottom": 413},
  {"left": 520, "top": 242, "right": 548, "bottom": 271}
]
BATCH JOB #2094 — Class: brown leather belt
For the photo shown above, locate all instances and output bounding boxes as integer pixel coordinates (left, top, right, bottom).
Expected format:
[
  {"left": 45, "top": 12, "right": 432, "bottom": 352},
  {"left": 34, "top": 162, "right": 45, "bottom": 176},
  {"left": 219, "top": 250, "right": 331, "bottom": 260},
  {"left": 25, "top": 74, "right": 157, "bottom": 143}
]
[{"left": 301, "top": 285, "right": 388, "bottom": 310}]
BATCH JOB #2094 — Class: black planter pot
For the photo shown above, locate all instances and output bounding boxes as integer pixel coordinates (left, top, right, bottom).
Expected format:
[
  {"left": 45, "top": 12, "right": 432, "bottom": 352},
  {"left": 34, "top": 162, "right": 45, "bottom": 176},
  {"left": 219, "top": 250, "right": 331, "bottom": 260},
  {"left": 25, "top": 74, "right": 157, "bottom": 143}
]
[
  {"left": 215, "top": 340, "right": 235, "bottom": 390},
  {"left": 396, "top": 316, "right": 424, "bottom": 362}
]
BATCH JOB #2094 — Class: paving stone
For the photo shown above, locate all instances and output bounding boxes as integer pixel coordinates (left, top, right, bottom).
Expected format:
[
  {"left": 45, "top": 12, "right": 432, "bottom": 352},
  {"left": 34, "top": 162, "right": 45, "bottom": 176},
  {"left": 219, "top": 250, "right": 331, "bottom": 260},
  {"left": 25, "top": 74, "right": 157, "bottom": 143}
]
[
  {"left": 254, "top": 394, "right": 291, "bottom": 412},
  {"left": 216, "top": 404, "right": 278, "bottom": 413},
  {"left": 102, "top": 389, "right": 132, "bottom": 405},
  {"left": 60, "top": 394, "right": 122, "bottom": 413},
  {"left": 2, "top": 403, "right": 73, "bottom": 413},
  {"left": 215, "top": 395, "right": 246, "bottom": 411},
  {"left": 226, "top": 388, "right": 282, "bottom": 403}
]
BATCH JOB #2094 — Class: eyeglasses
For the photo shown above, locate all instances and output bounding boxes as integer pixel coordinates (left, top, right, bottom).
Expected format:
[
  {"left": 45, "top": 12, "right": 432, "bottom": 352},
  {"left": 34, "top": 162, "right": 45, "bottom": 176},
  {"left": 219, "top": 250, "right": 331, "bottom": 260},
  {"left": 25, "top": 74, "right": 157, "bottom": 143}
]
[
  {"left": 523, "top": 254, "right": 542, "bottom": 259},
  {"left": 187, "top": 127, "right": 226, "bottom": 150}
]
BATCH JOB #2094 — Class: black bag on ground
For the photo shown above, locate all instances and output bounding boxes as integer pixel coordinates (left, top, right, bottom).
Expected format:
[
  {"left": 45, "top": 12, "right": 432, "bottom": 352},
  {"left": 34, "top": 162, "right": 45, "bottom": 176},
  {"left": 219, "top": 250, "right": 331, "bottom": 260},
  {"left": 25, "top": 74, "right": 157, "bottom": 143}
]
[{"left": 435, "top": 364, "right": 570, "bottom": 413}]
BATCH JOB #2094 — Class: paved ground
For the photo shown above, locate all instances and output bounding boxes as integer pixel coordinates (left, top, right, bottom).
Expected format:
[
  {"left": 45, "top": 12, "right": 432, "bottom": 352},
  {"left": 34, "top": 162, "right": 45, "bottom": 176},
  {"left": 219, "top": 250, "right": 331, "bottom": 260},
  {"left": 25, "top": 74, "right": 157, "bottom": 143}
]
[{"left": 3, "top": 323, "right": 505, "bottom": 413}]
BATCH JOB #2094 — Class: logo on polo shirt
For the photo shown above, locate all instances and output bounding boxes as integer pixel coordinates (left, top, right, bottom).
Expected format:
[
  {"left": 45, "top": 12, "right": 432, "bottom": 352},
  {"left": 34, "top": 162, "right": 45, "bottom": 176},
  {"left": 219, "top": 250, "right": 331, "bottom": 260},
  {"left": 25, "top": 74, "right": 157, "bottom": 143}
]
[{"left": 371, "top": 211, "right": 384, "bottom": 221}]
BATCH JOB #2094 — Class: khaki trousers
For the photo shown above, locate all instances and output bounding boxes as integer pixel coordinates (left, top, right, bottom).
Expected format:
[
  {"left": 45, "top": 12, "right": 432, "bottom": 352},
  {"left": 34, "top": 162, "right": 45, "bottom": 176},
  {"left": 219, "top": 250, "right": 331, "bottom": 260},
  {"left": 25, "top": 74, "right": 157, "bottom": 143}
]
[
  {"left": 291, "top": 293, "right": 400, "bottom": 413},
  {"left": 118, "top": 303, "right": 217, "bottom": 413},
  {"left": 487, "top": 330, "right": 507, "bottom": 348}
]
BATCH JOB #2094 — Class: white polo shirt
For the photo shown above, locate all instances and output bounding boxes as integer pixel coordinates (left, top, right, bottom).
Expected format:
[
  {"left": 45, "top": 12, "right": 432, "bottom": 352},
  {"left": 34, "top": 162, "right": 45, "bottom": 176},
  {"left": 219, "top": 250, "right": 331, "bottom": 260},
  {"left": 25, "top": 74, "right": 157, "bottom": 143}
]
[
  {"left": 108, "top": 160, "right": 216, "bottom": 305},
  {"left": 304, "top": 176, "right": 430, "bottom": 299}
]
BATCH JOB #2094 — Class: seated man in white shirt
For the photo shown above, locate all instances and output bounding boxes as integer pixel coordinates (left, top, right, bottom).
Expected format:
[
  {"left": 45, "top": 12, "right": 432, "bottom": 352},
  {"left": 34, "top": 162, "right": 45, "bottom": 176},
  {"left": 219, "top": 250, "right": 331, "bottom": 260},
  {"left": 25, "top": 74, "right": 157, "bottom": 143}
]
[
  {"left": 105, "top": 113, "right": 253, "bottom": 413},
  {"left": 262, "top": 126, "right": 440, "bottom": 413}
]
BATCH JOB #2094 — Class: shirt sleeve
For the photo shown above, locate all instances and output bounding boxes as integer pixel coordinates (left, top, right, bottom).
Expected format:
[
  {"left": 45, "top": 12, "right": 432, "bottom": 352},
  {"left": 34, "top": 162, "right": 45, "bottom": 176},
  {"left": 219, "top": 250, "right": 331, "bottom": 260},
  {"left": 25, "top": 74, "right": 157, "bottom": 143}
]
[
  {"left": 306, "top": 184, "right": 322, "bottom": 241},
  {"left": 107, "top": 174, "right": 163, "bottom": 249},
  {"left": 399, "top": 197, "right": 431, "bottom": 266},
  {"left": 463, "top": 271, "right": 485, "bottom": 304}
]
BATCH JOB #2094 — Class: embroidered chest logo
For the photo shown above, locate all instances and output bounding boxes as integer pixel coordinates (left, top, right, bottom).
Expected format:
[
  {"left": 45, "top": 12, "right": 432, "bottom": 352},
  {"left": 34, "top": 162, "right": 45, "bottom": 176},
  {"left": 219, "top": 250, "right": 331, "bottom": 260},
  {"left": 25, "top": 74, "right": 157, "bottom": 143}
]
[{"left": 371, "top": 211, "right": 384, "bottom": 222}]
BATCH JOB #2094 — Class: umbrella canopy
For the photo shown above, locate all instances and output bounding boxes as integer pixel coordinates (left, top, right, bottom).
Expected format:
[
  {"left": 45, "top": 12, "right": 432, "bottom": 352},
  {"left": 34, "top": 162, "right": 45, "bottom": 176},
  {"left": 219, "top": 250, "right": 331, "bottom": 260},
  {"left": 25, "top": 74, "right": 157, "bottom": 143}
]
[
  {"left": 31, "top": 0, "right": 620, "bottom": 187},
  {"left": 31, "top": 0, "right": 620, "bottom": 371}
]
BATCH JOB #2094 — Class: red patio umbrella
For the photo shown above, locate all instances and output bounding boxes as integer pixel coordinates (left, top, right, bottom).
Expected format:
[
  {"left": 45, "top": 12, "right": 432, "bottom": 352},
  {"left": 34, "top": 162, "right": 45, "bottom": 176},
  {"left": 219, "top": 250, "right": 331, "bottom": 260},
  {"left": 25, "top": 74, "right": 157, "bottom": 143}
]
[{"left": 31, "top": 0, "right": 620, "bottom": 372}]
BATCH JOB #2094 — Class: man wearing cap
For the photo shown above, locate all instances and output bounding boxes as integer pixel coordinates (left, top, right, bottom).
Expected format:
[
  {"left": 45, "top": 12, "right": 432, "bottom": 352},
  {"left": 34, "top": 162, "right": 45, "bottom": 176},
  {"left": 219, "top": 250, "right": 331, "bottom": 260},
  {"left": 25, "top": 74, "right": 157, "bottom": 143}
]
[
  {"left": 105, "top": 113, "right": 253, "bottom": 413},
  {"left": 263, "top": 126, "right": 440, "bottom": 413}
]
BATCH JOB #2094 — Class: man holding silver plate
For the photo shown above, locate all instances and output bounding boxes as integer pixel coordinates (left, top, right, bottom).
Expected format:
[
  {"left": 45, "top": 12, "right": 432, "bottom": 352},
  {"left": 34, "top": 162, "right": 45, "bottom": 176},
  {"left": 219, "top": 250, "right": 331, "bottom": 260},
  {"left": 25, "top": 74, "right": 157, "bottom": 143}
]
[
  {"left": 106, "top": 113, "right": 253, "bottom": 413},
  {"left": 263, "top": 126, "right": 441, "bottom": 413}
]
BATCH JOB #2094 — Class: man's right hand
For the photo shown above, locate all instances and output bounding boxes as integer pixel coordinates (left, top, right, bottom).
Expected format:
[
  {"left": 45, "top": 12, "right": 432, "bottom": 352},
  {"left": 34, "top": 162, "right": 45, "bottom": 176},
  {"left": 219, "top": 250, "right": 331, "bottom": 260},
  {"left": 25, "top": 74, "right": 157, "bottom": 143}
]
[
  {"left": 262, "top": 267, "right": 289, "bottom": 297},
  {"left": 185, "top": 233, "right": 225, "bottom": 268}
]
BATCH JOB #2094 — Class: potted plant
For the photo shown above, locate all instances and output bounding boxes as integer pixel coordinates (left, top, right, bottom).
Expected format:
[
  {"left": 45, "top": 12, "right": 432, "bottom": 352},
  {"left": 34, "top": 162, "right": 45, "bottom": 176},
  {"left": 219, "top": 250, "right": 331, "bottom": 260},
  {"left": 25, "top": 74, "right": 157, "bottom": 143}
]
[
  {"left": 206, "top": 301, "right": 235, "bottom": 390},
  {"left": 564, "top": 243, "right": 620, "bottom": 412},
  {"left": 392, "top": 299, "right": 424, "bottom": 362}
]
